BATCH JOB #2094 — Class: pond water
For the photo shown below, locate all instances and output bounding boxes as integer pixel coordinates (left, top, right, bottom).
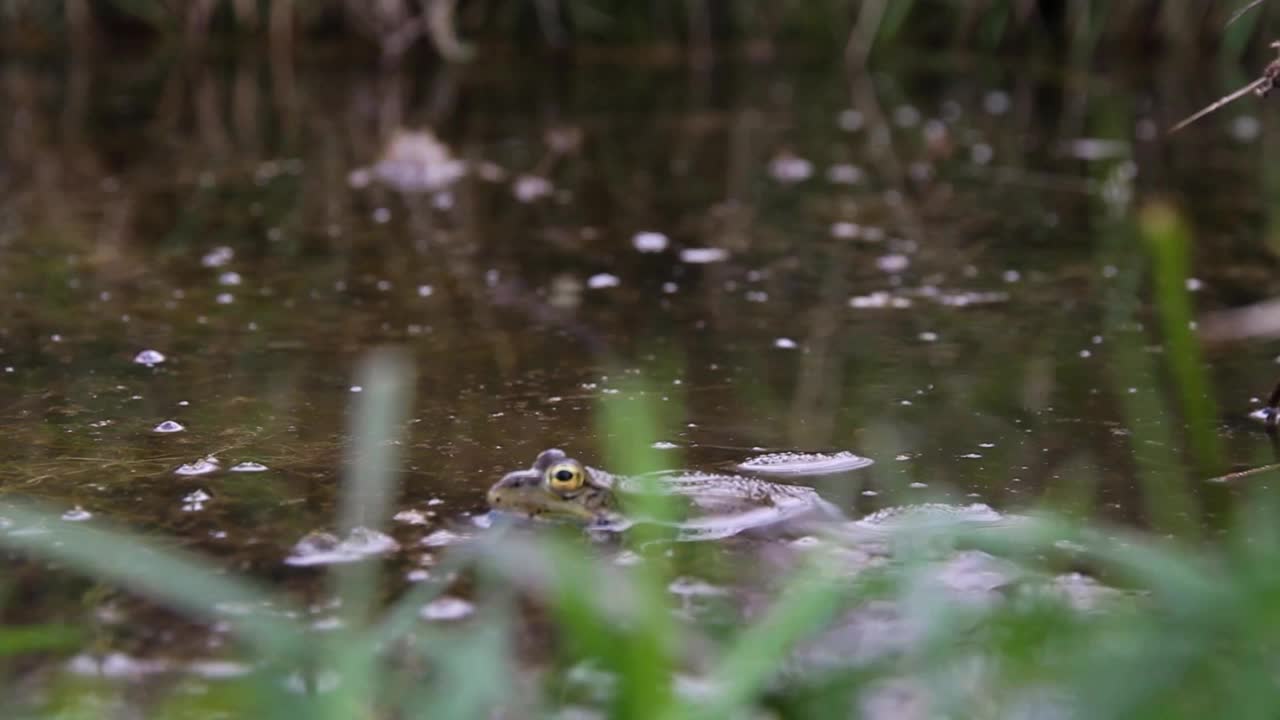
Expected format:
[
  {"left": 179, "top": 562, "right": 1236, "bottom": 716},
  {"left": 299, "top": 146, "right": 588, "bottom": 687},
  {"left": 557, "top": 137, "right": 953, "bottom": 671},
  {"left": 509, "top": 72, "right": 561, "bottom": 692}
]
[{"left": 1, "top": 49, "right": 1279, "bottom": 691}]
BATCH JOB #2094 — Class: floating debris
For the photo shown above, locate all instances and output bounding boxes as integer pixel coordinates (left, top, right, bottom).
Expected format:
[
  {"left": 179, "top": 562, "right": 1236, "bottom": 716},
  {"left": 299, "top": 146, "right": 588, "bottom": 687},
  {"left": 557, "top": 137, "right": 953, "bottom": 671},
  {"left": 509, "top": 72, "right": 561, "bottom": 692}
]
[
  {"left": 513, "top": 175, "right": 554, "bottom": 203},
  {"left": 200, "top": 247, "right": 234, "bottom": 268},
  {"left": 849, "top": 292, "right": 912, "bottom": 309},
  {"left": 393, "top": 509, "right": 432, "bottom": 525},
  {"left": 62, "top": 507, "right": 92, "bottom": 522},
  {"left": 182, "top": 490, "right": 211, "bottom": 512},
  {"left": 632, "top": 231, "right": 669, "bottom": 253},
  {"left": 229, "top": 461, "right": 269, "bottom": 473},
  {"left": 421, "top": 529, "right": 467, "bottom": 547},
  {"left": 353, "top": 129, "right": 466, "bottom": 193},
  {"left": 419, "top": 596, "right": 475, "bottom": 621},
  {"left": 153, "top": 420, "right": 185, "bottom": 434},
  {"left": 587, "top": 273, "right": 621, "bottom": 289},
  {"left": 174, "top": 457, "right": 220, "bottom": 477},
  {"left": 133, "top": 349, "right": 166, "bottom": 367},
  {"left": 769, "top": 152, "right": 813, "bottom": 183},
  {"left": 679, "top": 247, "right": 729, "bottom": 264},
  {"left": 284, "top": 527, "right": 399, "bottom": 567},
  {"left": 735, "top": 451, "right": 874, "bottom": 476}
]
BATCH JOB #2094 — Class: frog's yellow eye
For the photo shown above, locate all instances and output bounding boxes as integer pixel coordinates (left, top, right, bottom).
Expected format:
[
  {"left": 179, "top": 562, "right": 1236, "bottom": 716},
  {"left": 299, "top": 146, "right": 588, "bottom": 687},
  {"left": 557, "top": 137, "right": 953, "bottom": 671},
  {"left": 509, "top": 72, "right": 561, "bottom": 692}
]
[{"left": 546, "top": 462, "right": 585, "bottom": 493}]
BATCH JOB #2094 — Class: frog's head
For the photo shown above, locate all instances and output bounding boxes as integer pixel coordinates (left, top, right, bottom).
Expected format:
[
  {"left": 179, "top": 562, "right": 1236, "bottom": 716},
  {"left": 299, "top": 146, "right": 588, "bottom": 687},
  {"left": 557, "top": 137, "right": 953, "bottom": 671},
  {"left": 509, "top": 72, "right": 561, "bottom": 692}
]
[{"left": 487, "top": 449, "right": 619, "bottom": 523}]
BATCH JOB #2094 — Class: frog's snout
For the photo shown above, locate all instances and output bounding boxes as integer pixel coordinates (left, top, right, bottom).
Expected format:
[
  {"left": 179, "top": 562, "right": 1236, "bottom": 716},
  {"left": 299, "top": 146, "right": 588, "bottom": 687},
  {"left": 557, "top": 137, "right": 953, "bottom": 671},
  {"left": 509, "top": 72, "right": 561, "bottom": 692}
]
[{"left": 487, "top": 471, "right": 532, "bottom": 508}]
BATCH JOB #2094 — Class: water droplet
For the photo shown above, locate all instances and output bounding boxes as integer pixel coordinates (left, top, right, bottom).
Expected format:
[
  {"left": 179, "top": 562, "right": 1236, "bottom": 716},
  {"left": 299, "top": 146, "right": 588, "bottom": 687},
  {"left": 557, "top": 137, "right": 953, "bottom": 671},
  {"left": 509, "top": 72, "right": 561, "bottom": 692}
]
[
  {"left": 153, "top": 420, "right": 185, "bottom": 434},
  {"left": 133, "top": 350, "right": 166, "bottom": 366}
]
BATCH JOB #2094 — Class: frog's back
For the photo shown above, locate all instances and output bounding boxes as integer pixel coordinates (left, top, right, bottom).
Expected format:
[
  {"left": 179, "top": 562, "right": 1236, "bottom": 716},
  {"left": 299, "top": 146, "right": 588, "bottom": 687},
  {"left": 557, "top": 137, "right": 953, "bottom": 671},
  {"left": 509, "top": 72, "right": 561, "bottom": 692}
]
[{"left": 616, "top": 471, "right": 842, "bottom": 541}]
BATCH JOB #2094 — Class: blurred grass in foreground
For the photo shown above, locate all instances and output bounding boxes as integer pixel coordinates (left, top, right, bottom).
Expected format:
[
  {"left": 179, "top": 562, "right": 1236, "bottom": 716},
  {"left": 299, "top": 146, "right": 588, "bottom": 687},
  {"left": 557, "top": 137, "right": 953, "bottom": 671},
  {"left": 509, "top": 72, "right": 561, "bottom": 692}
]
[
  {"left": 2, "top": 1, "right": 1279, "bottom": 63},
  {"left": 5, "top": 205, "right": 1280, "bottom": 717}
]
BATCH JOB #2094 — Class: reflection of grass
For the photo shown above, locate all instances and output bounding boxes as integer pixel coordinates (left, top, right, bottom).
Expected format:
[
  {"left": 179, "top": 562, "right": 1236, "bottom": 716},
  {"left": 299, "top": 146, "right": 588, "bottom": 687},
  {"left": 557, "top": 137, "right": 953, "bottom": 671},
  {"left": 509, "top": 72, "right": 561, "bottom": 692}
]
[{"left": 4, "top": 207, "right": 1280, "bottom": 717}]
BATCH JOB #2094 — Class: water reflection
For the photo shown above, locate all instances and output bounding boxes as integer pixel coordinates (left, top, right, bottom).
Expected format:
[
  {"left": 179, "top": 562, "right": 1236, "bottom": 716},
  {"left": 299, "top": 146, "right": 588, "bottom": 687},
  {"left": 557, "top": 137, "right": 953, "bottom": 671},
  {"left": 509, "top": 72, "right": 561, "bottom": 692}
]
[{"left": 1, "top": 50, "right": 1279, "bottom": 653}]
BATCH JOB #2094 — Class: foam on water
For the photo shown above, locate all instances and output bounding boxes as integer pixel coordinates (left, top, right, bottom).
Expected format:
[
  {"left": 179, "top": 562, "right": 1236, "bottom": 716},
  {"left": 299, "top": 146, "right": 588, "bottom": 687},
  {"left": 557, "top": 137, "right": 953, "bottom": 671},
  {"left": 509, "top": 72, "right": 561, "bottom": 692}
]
[{"left": 735, "top": 451, "right": 875, "bottom": 476}]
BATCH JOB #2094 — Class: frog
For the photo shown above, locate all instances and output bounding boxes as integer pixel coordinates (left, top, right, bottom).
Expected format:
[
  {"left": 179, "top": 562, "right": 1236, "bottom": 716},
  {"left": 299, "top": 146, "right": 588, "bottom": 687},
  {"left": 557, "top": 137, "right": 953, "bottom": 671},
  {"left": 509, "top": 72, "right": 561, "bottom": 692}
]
[{"left": 485, "top": 448, "right": 867, "bottom": 541}]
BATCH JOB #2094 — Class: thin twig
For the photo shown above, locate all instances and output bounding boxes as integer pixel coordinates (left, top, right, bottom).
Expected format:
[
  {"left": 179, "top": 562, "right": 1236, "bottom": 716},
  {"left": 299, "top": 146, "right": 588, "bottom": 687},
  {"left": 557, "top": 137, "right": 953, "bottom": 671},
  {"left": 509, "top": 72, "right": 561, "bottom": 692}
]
[
  {"left": 1169, "top": 76, "right": 1270, "bottom": 134},
  {"left": 1206, "top": 462, "right": 1280, "bottom": 483},
  {"left": 1228, "top": 0, "right": 1268, "bottom": 28}
]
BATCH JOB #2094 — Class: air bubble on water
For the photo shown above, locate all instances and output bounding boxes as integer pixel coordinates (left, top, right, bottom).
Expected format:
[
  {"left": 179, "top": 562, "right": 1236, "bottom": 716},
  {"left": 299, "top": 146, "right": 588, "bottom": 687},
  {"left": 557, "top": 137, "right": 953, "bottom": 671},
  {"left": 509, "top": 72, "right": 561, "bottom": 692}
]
[
  {"left": 900, "top": 400, "right": 913, "bottom": 406},
  {"left": 1232, "top": 115, "right": 1261, "bottom": 142},
  {"left": 417, "top": 285, "right": 434, "bottom": 297},
  {"left": 372, "top": 207, "right": 392, "bottom": 223},
  {"left": 774, "top": 338, "right": 797, "bottom": 349},
  {"left": 837, "top": 109, "right": 864, "bottom": 131},
  {"left": 769, "top": 152, "right": 813, "bottom": 183},
  {"left": 862, "top": 490, "right": 878, "bottom": 496},
  {"left": 218, "top": 272, "right": 242, "bottom": 286},
  {"left": 175, "top": 457, "right": 220, "bottom": 476},
  {"left": 587, "top": 273, "right": 621, "bottom": 289},
  {"left": 632, "top": 231, "right": 669, "bottom": 253},
  {"left": 62, "top": 507, "right": 92, "bottom": 522},
  {"left": 201, "top": 247, "right": 234, "bottom": 268},
  {"left": 918, "top": 332, "right": 938, "bottom": 342},
  {"left": 979, "top": 443, "right": 995, "bottom": 448},
  {"left": 679, "top": 247, "right": 729, "bottom": 264},
  {"left": 229, "top": 462, "right": 268, "bottom": 473},
  {"left": 826, "top": 163, "right": 863, "bottom": 184},
  {"left": 1079, "top": 349, "right": 1092, "bottom": 358},
  {"left": 215, "top": 293, "right": 234, "bottom": 305},
  {"left": 394, "top": 509, "right": 431, "bottom": 525},
  {"left": 420, "top": 596, "right": 475, "bottom": 621},
  {"left": 960, "top": 453, "right": 983, "bottom": 459},
  {"left": 909, "top": 482, "right": 929, "bottom": 489},
  {"left": 406, "top": 569, "right": 431, "bottom": 582},
  {"left": 662, "top": 282, "right": 679, "bottom": 293},
  {"left": 876, "top": 254, "right": 910, "bottom": 273},
  {"left": 421, "top": 529, "right": 466, "bottom": 547},
  {"left": 350, "top": 386, "right": 363, "bottom": 393},
  {"left": 831, "top": 222, "right": 861, "bottom": 239},
  {"left": 513, "top": 175, "right": 553, "bottom": 203},
  {"left": 983, "top": 91, "right": 1011, "bottom": 115},
  {"left": 153, "top": 420, "right": 185, "bottom": 433},
  {"left": 1185, "top": 277, "right": 1203, "bottom": 291},
  {"left": 134, "top": 350, "right": 166, "bottom": 366},
  {"left": 970, "top": 143, "right": 993, "bottom": 165},
  {"left": 652, "top": 441, "right": 679, "bottom": 450},
  {"left": 893, "top": 105, "right": 921, "bottom": 127},
  {"left": 1002, "top": 270, "right": 1021, "bottom": 283},
  {"left": 745, "top": 290, "right": 768, "bottom": 303},
  {"left": 896, "top": 454, "right": 913, "bottom": 461},
  {"left": 284, "top": 527, "right": 399, "bottom": 566},
  {"left": 182, "top": 490, "right": 211, "bottom": 512}
]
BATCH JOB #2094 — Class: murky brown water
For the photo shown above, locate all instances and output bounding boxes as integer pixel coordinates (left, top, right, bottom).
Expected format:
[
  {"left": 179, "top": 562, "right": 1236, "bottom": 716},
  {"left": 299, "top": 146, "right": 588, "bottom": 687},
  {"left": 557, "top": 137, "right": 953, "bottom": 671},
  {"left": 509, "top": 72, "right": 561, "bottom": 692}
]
[{"left": 2, "top": 50, "right": 1279, "bottom": 689}]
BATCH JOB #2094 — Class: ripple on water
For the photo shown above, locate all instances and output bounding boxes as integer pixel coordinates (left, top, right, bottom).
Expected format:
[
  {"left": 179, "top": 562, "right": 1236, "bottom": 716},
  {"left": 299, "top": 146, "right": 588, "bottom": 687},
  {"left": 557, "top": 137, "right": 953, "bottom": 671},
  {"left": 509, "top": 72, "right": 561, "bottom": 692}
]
[
  {"left": 284, "top": 527, "right": 399, "bottom": 567},
  {"left": 735, "top": 451, "right": 875, "bottom": 476}
]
